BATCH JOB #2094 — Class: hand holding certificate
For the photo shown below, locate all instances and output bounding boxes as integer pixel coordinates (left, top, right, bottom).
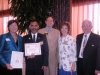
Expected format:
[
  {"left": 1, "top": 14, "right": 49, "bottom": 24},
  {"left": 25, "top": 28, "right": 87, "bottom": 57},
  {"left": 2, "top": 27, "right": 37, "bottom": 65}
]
[
  {"left": 10, "top": 51, "right": 23, "bottom": 69},
  {"left": 25, "top": 43, "right": 41, "bottom": 56}
]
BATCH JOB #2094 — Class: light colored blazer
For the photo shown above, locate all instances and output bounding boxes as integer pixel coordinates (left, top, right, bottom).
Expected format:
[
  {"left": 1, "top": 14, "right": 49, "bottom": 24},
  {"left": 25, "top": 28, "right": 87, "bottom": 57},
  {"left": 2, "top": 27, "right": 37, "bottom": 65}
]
[
  {"left": 38, "top": 28, "right": 60, "bottom": 66},
  {"left": 0, "top": 32, "right": 23, "bottom": 68}
]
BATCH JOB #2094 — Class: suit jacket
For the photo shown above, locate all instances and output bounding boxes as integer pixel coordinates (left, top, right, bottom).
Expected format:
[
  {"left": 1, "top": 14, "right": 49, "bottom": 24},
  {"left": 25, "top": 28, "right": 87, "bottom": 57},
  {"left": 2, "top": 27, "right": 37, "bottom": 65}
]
[
  {"left": 76, "top": 32, "right": 100, "bottom": 75},
  {"left": 38, "top": 28, "right": 60, "bottom": 65},
  {"left": 23, "top": 33, "right": 49, "bottom": 70},
  {"left": 38, "top": 28, "right": 60, "bottom": 75},
  {"left": 0, "top": 32, "right": 23, "bottom": 68}
]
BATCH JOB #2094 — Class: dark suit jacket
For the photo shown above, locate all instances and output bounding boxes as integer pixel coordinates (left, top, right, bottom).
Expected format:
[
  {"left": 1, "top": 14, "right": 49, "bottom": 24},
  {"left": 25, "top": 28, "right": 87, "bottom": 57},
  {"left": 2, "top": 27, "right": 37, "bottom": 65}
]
[
  {"left": 0, "top": 32, "right": 23, "bottom": 68},
  {"left": 76, "top": 32, "right": 100, "bottom": 75},
  {"left": 23, "top": 33, "right": 49, "bottom": 70}
]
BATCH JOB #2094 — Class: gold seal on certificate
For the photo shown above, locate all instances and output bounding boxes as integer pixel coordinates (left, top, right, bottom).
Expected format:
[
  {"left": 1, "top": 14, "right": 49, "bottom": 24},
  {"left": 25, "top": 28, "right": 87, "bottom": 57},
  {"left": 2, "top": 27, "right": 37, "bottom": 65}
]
[
  {"left": 25, "top": 43, "right": 41, "bottom": 56},
  {"left": 10, "top": 51, "right": 23, "bottom": 69}
]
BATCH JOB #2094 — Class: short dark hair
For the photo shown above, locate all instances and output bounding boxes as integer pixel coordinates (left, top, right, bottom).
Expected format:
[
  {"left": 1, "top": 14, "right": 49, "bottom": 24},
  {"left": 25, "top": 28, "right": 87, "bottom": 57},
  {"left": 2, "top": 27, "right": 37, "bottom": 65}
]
[
  {"left": 45, "top": 15, "right": 55, "bottom": 22},
  {"left": 29, "top": 19, "right": 39, "bottom": 25},
  {"left": 8, "top": 20, "right": 18, "bottom": 28}
]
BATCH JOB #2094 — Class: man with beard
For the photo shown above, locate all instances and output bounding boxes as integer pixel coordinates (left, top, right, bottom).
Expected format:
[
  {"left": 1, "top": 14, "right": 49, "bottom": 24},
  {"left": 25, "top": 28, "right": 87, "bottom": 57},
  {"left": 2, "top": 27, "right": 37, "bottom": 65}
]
[{"left": 23, "top": 20, "right": 49, "bottom": 75}]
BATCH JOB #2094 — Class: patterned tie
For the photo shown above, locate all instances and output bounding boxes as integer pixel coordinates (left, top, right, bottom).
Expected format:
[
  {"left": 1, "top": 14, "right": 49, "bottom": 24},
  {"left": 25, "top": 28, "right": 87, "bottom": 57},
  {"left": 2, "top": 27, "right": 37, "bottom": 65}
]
[
  {"left": 81, "top": 34, "right": 87, "bottom": 56},
  {"left": 48, "top": 28, "right": 52, "bottom": 33},
  {"left": 32, "top": 35, "right": 35, "bottom": 43},
  {"left": 48, "top": 28, "right": 52, "bottom": 39}
]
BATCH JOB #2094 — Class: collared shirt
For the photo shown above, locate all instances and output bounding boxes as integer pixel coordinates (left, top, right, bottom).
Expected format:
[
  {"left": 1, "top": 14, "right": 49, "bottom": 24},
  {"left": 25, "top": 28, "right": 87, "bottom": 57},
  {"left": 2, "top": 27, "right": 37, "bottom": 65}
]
[
  {"left": 79, "top": 32, "right": 91, "bottom": 58},
  {"left": 31, "top": 33, "right": 37, "bottom": 42},
  {"left": 46, "top": 27, "right": 52, "bottom": 33}
]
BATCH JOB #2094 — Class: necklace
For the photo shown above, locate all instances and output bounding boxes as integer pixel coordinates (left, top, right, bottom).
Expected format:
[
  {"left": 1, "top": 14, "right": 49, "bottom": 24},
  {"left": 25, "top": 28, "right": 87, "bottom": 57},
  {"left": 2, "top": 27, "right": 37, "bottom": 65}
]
[{"left": 61, "top": 36, "right": 69, "bottom": 45}]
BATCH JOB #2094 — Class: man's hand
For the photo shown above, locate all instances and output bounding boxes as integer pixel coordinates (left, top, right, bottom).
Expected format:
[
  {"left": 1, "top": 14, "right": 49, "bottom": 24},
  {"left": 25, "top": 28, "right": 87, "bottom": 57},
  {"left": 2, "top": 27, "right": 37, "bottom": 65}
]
[
  {"left": 27, "top": 54, "right": 35, "bottom": 59},
  {"left": 42, "top": 66, "right": 48, "bottom": 71},
  {"left": 95, "top": 70, "right": 100, "bottom": 75}
]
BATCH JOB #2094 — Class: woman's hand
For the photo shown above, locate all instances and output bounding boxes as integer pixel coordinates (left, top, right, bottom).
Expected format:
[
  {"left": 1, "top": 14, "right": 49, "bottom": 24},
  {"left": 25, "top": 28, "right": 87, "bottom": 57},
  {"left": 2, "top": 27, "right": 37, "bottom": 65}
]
[
  {"left": 6, "top": 64, "right": 13, "bottom": 70},
  {"left": 71, "top": 62, "right": 75, "bottom": 73}
]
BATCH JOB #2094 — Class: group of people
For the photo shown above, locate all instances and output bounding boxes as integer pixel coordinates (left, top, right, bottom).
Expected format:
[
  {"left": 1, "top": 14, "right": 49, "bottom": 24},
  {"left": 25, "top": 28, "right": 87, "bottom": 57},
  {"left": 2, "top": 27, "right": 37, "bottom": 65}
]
[{"left": 0, "top": 15, "right": 100, "bottom": 75}]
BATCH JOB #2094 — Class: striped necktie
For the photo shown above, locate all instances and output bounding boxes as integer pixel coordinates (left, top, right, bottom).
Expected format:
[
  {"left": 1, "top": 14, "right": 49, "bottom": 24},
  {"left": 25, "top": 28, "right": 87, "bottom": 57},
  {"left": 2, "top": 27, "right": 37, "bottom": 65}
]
[{"left": 81, "top": 34, "right": 87, "bottom": 56}]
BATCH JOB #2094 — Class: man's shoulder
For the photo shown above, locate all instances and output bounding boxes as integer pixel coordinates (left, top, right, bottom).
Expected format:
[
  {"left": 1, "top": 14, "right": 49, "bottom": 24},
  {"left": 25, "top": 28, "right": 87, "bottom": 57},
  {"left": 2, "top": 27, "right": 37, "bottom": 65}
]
[
  {"left": 52, "top": 28, "right": 60, "bottom": 33},
  {"left": 23, "top": 34, "right": 30, "bottom": 38},
  {"left": 38, "top": 28, "right": 46, "bottom": 34},
  {"left": 38, "top": 33, "right": 45, "bottom": 36},
  {"left": 38, "top": 28, "right": 45, "bottom": 31},
  {"left": 77, "top": 33, "right": 83, "bottom": 37},
  {"left": 91, "top": 32, "right": 100, "bottom": 38}
]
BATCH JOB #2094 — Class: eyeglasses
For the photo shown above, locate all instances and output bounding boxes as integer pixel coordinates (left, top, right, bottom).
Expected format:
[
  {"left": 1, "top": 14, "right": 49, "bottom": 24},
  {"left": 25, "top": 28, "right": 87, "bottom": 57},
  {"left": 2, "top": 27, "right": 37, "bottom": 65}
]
[{"left": 82, "top": 24, "right": 91, "bottom": 27}]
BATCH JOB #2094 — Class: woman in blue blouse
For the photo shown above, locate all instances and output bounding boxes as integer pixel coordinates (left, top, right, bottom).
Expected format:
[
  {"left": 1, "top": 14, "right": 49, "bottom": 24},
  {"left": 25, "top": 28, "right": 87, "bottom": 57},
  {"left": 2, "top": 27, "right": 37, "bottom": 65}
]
[
  {"left": 0, "top": 20, "right": 23, "bottom": 75},
  {"left": 58, "top": 22, "right": 77, "bottom": 75}
]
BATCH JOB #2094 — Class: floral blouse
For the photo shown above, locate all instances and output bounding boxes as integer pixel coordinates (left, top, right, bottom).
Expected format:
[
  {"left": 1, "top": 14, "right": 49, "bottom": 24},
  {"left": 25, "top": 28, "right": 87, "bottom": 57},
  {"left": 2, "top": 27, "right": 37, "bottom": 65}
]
[{"left": 58, "top": 34, "right": 77, "bottom": 71}]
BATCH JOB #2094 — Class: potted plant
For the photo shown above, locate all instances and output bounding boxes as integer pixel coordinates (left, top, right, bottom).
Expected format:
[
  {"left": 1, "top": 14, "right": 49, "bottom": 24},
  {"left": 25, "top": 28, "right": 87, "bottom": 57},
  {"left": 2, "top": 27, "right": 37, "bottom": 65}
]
[{"left": 8, "top": 0, "right": 52, "bottom": 35}]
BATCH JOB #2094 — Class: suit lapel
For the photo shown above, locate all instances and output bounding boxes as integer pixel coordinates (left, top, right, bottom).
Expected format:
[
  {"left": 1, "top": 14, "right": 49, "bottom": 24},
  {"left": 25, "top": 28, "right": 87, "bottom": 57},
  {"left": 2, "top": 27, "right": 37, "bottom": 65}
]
[
  {"left": 77, "top": 34, "right": 84, "bottom": 55},
  {"left": 79, "top": 34, "right": 83, "bottom": 47},
  {"left": 28, "top": 34, "right": 33, "bottom": 43},
  {"left": 36, "top": 33, "right": 41, "bottom": 43},
  {"left": 51, "top": 28, "right": 54, "bottom": 39},
  {"left": 85, "top": 32, "right": 93, "bottom": 48},
  {"left": 7, "top": 33, "right": 17, "bottom": 49},
  {"left": 44, "top": 28, "right": 52, "bottom": 39}
]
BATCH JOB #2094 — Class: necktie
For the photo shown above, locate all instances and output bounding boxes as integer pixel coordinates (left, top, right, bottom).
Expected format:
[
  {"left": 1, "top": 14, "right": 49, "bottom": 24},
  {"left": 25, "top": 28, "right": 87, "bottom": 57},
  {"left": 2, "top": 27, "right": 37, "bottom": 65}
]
[
  {"left": 48, "top": 28, "right": 52, "bottom": 33},
  {"left": 81, "top": 34, "right": 87, "bottom": 56},
  {"left": 83, "top": 35, "right": 87, "bottom": 48},
  {"left": 32, "top": 35, "right": 35, "bottom": 43},
  {"left": 47, "top": 28, "right": 52, "bottom": 39}
]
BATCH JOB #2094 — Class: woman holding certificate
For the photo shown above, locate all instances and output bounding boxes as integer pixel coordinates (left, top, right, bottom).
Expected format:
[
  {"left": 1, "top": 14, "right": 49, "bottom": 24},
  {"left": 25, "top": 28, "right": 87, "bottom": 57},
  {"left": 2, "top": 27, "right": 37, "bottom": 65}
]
[{"left": 0, "top": 20, "right": 23, "bottom": 75}]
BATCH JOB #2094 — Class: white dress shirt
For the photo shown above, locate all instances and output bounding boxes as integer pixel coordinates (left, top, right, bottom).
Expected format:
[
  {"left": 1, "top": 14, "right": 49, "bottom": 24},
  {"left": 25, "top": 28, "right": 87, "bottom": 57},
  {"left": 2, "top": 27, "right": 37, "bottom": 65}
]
[
  {"left": 31, "top": 33, "right": 37, "bottom": 42},
  {"left": 79, "top": 33, "right": 91, "bottom": 58}
]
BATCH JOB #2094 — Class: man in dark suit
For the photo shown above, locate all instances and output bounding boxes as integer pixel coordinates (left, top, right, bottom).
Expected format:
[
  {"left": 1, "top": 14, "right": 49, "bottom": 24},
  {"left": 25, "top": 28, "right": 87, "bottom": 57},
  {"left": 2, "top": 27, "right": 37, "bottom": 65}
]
[
  {"left": 23, "top": 20, "right": 49, "bottom": 75},
  {"left": 76, "top": 20, "right": 100, "bottom": 75}
]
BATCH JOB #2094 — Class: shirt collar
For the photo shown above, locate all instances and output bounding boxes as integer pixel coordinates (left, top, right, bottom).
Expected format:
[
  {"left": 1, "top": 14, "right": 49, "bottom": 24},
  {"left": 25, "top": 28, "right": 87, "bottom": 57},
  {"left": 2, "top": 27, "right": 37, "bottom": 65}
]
[
  {"left": 46, "top": 27, "right": 52, "bottom": 32},
  {"left": 84, "top": 32, "right": 91, "bottom": 39},
  {"left": 31, "top": 33, "right": 37, "bottom": 38}
]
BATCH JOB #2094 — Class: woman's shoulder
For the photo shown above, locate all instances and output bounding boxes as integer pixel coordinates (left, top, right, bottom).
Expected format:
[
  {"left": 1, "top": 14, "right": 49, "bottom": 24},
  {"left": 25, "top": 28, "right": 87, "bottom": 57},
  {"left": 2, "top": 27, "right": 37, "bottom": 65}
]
[
  {"left": 67, "top": 34, "right": 73, "bottom": 38},
  {"left": 0, "top": 33, "right": 9, "bottom": 37},
  {"left": 68, "top": 35, "right": 75, "bottom": 40}
]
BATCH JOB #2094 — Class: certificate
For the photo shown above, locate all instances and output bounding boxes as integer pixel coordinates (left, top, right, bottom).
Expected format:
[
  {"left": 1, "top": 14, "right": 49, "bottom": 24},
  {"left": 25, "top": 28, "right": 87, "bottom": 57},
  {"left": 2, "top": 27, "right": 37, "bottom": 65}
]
[
  {"left": 10, "top": 51, "right": 23, "bottom": 69},
  {"left": 25, "top": 43, "right": 41, "bottom": 56},
  {"left": 98, "top": 73, "right": 100, "bottom": 75}
]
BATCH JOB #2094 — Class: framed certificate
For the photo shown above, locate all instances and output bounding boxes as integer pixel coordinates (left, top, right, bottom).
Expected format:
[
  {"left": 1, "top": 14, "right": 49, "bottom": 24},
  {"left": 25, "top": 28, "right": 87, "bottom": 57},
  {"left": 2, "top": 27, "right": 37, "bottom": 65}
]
[
  {"left": 25, "top": 43, "right": 41, "bottom": 56},
  {"left": 10, "top": 51, "right": 23, "bottom": 69}
]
